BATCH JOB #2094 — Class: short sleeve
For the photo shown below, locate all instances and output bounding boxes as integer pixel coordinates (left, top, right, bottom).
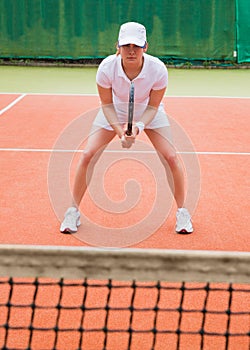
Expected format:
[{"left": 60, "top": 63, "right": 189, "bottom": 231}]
[
  {"left": 96, "top": 57, "right": 114, "bottom": 88},
  {"left": 152, "top": 63, "right": 168, "bottom": 90}
]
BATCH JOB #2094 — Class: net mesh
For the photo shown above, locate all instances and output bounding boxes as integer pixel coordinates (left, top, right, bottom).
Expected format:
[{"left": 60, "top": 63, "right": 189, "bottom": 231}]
[{"left": 0, "top": 245, "right": 249, "bottom": 350}]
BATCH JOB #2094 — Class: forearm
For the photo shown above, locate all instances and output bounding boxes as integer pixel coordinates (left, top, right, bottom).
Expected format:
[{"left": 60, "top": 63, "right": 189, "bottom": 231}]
[
  {"left": 101, "top": 104, "right": 124, "bottom": 138},
  {"left": 97, "top": 84, "right": 124, "bottom": 138},
  {"left": 140, "top": 105, "right": 158, "bottom": 126},
  {"left": 137, "top": 87, "right": 166, "bottom": 131},
  {"left": 133, "top": 105, "right": 158, "bottom": 135}
]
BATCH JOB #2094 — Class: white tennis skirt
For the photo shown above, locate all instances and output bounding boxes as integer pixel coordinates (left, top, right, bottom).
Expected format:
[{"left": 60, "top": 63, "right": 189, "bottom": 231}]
[{"left": 93, "top": 104, "right": 170, "bottom": 131}]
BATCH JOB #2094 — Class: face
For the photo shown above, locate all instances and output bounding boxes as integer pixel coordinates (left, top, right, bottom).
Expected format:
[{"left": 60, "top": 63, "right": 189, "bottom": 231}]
[{"left": 118, "top": 43, "right": 148, "bottom": 66}]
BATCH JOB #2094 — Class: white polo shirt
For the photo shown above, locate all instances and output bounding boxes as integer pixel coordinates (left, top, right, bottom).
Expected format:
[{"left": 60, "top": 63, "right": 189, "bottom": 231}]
[{"left": 95, "top": 53, "right": 169, "bottom": 129}]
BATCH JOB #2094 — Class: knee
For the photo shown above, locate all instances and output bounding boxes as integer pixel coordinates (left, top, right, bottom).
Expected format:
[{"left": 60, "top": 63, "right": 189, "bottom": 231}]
[
  {"left": 164, "top": 153, "right": 180, "bottom": 170},
  {"left": 79, "top": 149, "right": 96, "bottom": 167}
]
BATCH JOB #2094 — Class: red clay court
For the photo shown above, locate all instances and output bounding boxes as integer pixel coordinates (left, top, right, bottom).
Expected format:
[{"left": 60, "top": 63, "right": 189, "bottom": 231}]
[
  {"left": 0, "top": 92, "right": 249, "bottom": 350},
  {"left": 0, "top": 93, "right": 249, "bottom": 250}
]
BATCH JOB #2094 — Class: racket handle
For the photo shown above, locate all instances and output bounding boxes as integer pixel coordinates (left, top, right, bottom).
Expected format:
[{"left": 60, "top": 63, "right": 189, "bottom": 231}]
[{"left": 126, "top": 126, "right": 133, "bottom": 136}]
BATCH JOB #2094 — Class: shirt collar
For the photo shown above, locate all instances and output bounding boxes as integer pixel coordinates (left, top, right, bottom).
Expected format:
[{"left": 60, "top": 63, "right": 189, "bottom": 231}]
[{"left": 117, "top": 54, "right": 147, "bottom": 80}]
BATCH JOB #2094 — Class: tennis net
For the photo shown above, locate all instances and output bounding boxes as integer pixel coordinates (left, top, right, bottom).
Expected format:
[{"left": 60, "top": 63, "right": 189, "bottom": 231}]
[{"left": 0, "top": 245, "right": 249, "bottom": 350}]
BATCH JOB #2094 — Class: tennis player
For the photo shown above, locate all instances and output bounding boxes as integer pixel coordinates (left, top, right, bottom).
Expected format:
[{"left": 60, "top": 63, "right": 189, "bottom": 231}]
[{"left": 60, "top": 22, "right": 193, "bottom": 234}]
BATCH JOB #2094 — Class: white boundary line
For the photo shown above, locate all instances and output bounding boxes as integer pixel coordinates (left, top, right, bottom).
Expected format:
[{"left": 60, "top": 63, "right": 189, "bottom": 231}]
[
  {"left": 0, "top": 93, "right": 249, "bottom": 117},
  {"left": 0, "top": 94, "right": 26, "bottom": 116},
  {"left": 0, "top": 148, "right": 249, "bottom": 156},
  {"left": 0, "top": 92, "right": 250, "bottom": 99},
  {"left": 0, "top": 93, "right": 248, "bottom": 156}
]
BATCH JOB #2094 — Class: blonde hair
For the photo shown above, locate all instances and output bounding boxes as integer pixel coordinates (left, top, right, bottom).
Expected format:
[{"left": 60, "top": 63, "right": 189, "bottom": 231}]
[{"left": 115, "top": 42, "right": 120, "bottom": 56}]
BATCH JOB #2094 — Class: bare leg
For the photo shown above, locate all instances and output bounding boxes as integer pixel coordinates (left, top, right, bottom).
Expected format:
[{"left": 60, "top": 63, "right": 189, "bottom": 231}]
[
  {"left": 72, "top": 126, "right": 116, "bottom": 208},
  {"left": 145, "top": 127, "right": 185, "bottom": 208}
]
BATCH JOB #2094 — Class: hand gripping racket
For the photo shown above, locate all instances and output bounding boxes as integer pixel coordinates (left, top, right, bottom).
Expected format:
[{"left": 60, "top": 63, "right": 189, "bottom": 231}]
[{"left": 126, "top": 82, "right": 134, "bottom": 136}]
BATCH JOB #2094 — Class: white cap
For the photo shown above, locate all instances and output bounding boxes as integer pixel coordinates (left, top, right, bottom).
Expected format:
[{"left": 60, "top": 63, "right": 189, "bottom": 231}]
[{"left": 118, "top": 22, "right": 147, "bottom": 47}]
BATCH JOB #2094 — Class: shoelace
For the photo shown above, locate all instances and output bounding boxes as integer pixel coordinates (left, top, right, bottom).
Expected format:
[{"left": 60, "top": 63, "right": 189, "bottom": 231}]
[
  {"left": 64, "top": 213, "right": 78, "bottom": 225},
  {"left": 177, "top": 211, "right": 190, "bottom": 225}
]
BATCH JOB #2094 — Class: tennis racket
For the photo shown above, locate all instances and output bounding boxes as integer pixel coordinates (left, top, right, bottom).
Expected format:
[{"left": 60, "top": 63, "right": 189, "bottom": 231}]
[{"left": 126, "top": 82, "right": 134, "bottom": 136}]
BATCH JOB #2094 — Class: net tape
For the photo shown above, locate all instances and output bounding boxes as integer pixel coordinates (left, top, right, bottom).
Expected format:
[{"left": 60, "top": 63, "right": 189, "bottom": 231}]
[{"left": 0, "top": 245, "right": 249, "bottom": 282}]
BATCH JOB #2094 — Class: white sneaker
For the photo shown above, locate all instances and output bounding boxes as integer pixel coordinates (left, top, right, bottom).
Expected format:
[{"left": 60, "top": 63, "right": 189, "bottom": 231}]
[
  {"left": 60, "top": 207, "right": 81, "bottom": 233},
  {"left": 176, "top": 208, "right": 193, "bottom": 234}
]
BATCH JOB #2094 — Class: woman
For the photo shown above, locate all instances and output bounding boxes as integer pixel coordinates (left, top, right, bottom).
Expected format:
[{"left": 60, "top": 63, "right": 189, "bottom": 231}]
[{"left": 60, "top": 22, "right": 193, "bottom": 234}]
